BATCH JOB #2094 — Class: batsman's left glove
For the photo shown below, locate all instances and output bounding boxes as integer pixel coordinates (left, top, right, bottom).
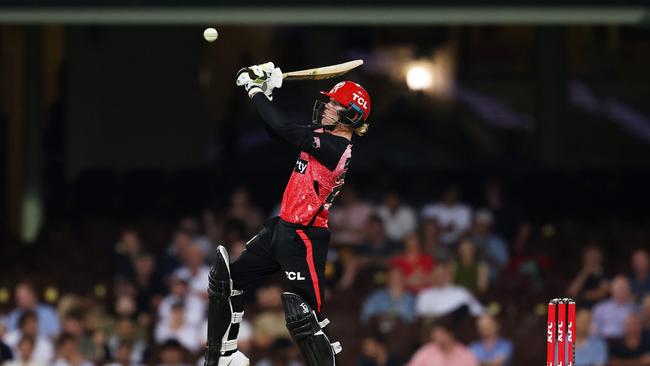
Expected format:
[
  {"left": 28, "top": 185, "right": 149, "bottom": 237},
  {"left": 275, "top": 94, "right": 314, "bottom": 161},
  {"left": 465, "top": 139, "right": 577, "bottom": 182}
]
[{"left": 236, "top": 62, "right": 283, "bottom": 100}]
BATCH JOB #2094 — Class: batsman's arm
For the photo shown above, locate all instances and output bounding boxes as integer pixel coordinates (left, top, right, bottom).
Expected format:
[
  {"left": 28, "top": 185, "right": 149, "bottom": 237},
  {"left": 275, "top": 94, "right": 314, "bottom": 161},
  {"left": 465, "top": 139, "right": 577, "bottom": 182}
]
[{"left": 251, "top": 93, "right": 313, "bottom": 149}]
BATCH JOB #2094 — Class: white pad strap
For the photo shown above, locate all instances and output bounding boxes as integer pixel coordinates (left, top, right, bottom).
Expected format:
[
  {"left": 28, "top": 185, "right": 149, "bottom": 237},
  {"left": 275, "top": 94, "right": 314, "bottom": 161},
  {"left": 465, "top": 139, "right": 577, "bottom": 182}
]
[
  {"left": 231, "top": 289, "right": 243, "bottom": 297},
  {"left": 220, "top": 339, "right": 238, "bottom": 352},
  {"left": 331, "top": 341, "right": 342, "bottom": 354},
  {"left": 231, "top": 311, "right": 244, "bottom": 324},
  {"left": 318, "top": 318, "right": 330, "bottom": 329}
]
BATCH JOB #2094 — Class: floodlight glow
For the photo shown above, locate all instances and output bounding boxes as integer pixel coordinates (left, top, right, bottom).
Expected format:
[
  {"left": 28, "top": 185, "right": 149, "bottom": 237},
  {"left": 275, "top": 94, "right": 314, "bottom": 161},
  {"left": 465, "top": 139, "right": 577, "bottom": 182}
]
[{"left": 406, "top": 65, "right": 433, "bottom": 91}]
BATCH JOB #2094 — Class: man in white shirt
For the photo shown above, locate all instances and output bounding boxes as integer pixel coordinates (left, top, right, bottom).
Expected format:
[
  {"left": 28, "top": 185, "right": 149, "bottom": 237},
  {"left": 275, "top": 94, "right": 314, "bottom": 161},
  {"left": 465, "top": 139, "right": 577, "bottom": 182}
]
[
  {"left": 420, "top": 186, "right": 472, "bottom": 246},
  {"left": 376, "top": 192, "right": 417, "bottom": 243},
  {"left": 416, "top": 264, "right": 485, "bottom": 318}
]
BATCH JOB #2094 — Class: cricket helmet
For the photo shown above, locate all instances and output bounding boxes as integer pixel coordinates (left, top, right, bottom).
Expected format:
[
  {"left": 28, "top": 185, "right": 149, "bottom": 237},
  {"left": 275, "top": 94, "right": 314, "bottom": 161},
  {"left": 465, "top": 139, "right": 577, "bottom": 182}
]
[{"left": 313, "top": 81, "right": 371, "bottom": 129}]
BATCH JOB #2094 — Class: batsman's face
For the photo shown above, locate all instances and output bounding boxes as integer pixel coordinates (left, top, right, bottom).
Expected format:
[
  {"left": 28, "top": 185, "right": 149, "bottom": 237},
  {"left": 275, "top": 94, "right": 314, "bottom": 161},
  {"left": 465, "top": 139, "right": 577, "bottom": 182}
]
[{"left": 321, "top": 99, "right": 345, "bottom": 125}]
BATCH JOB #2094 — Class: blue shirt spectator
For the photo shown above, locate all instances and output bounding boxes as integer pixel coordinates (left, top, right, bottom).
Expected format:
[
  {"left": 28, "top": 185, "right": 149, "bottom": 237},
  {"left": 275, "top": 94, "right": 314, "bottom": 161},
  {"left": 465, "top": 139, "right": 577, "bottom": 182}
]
[
  {"left": 6, "top": 282, "right": 60, "bottom": 338},
  {"left": 360, "top": 268, "right": 416, "bottom": 324},
  {"left": 469, "top": 315, "right": 513, "bottom": 366},
  {"left": 575, "top": 336, "right": 608, "bottom": 366},
  {"left": 591, "top": 276, "right": 636, "bottom": 339}
]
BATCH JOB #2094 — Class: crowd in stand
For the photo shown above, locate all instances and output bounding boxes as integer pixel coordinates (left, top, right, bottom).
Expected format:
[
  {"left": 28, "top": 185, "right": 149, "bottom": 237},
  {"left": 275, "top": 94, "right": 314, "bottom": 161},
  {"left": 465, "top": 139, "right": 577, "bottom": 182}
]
[{"left": 1, "top": 182, "right": 649, "bottom": 366}]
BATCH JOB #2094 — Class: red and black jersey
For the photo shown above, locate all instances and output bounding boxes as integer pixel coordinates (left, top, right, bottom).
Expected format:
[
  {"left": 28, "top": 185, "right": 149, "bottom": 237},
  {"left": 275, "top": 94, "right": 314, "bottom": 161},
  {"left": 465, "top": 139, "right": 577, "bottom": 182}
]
[{"left": 252, "top": 94, "right": 352, "bottom": 228}]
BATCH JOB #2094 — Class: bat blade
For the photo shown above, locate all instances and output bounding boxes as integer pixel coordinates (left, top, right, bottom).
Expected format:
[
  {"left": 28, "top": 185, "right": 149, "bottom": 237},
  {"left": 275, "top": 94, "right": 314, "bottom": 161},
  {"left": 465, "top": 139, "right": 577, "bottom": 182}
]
[{"left": 282, "top": 60, "right": 363, "bottom": 81}]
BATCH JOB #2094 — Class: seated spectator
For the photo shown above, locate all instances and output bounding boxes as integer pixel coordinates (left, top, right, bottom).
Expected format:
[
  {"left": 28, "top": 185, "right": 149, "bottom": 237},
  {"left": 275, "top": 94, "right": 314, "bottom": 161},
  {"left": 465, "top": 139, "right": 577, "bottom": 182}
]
[
  {"left": 3, "top": 311, "right": 54, "bottom": 363},
  {"left": 469, "top": 315, "right": 513, "bottom": 366},
  {"left": 154, "top": 301, "right": 201, "bottom": 353},
  {"left": 567, "top": 246, "right": 610, "bottom": 309},
  {"left": 227, "top": 187, "right": 264, "bottom": 236},
  {"left": 574, "top": 309, "right": 608, "bottom": 366},
  {"left": 390, "top": 234, "right": 435, "bottom": 293},
  {"left": 420, "top": 185, "right": 472, "bottom": 246},
  {"left": 255, "top": 337, "right": 303, "bottom": 366},
  {"left": 629, "top": 249, "right": 650, "bottom": 304},
  {"left": 3, "top": 335, "right": 45, "bottom": 366},
  {"left": 158, "top": 273, "right": 205, "bottom": 326},
  {"left": 0, "top": 317, "right": 13, "bottom": 363},
  {"left": 156, "top": 339, "right": 191, "bottom": 366},
  {"left": 133, "top": 254, "right": 165, "bottom": 317},
  {"left": 591, "top": 275, "right": 636, "bottom": 340},
  {"left": 108, "top": 317, "right": 147, "bottom": 364},
  {"left": 407, "top": 317, "right": 478, "bottom": 366},
  {"left": 415, "top": 264, "right": 484, "bottom": 319},
  {"left": 60, "top": 311, "right": 97, "bottom": 362},
  {"left": 470, "top": 209, "right": 509, "bottom": 278},
  {"left": 329, "top": 187, "right": 374, "bottom": 246},
  {"left": 52, "top": 333, "right": 93, "bottom": 366},
  {"left": 360, "top": 268, "right": 416, "bottom": 324},
  {"left": 105, "top": 340, "right": 142, "bottom": 366},
  {"left": 6, "top": 281, "right": 60, "bottom": 338},
  {"left": 356, "top": 215, "right": 400, "bottom": 259},
  {"left": 357, "top": 333, "right": 402, "bottom": 366},
  {"left": 377, "top": 192, "right": 417, "bottom": 243},
  {"left": 173, "top": 243, "right": 210, "bottom": 301},
  {"left": 608, "top": 314, "right": 650, "bottom": 366},
  {"left": 451, "top": 239, "right": 488, "bottom": 294},
  {"left": 158, "top": 230, "right": 194, "bottom": 280},
  {"left": 113, "top": 229, "right": 143, "bottom": 282},
  {"left": 252, "top": 285, "right": 290, "bottom": 349},
  {"left": 420, "top": 219, "right": 450, "bottom": 263}
]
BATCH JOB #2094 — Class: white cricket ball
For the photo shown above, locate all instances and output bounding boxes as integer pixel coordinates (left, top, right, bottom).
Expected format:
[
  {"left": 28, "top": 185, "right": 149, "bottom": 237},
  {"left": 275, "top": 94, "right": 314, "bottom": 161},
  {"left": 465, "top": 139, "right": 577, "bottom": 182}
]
[{"left": 203, "top": 28, "right": 218, "bottom": 42}]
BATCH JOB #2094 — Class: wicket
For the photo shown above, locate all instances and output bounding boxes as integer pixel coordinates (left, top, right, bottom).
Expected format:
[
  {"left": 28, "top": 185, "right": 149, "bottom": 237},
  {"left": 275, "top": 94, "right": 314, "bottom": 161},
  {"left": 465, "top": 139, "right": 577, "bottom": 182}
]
[{"left": 547, "top": 298, "right": 576, "bottom": 366}]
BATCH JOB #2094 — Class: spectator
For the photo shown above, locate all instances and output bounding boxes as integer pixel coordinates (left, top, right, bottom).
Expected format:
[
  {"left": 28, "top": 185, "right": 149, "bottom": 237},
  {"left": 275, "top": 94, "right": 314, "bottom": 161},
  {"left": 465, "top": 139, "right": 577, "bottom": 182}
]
[
  {"left": 420, "top": 185, "right": 472, "bottom": 246},
  {"left": 0, "top": 317, "right": 13, "bottom": 364},
  {"left": 105, "top": 340, "right": 141, "bottom": 366},
  {"left": 158, "top": 231, "right": 194, "bottom": 279},
  {"left": 356, "top": 215, "right": 399, "bottom": 259},
  {"left": 227, "top": 187, "right": 264, "bottom": 236},
  {"left": 591, "top": 275, "right": 636, "bottom": 340},
  {"left": 158, "top": 273, "right": 205, "bottom": 326},
  {"left": 329, "top": 187, "right": 374, "bottom": 246},
  {"left": 6, "top": 281, "right": 60, "bottom": 338},
  {"left": 113, "top": 229, "right": 143, "bottom": 282},
  {"left": 629, "top": 249, "right": 650, "bottom": 304},
  {"left": 574, "top": 309, "right": 608, "bottom": 366},
  {"left": 567, "top": 246, "right": 610, "bottom": 309},
  {"left": 3, "top": 311, "right": 54, "bottom": 364},
  {"left": 107, "top": 317, "right": 147, "bottom": 365},
  {"left": 3, "top": 335, "right": 44, "bottom": 366},
  {"left": 415, "top": 264, "right": 484, "bottom": 319},
  {"left": 482, "top": 180, "right": 528, "bottom": 245},
  {"left": 376, "top": 192, "right": 418, "bottom": 243},
  {"left": 608, "top": 314, "right": 650, "bottom": 366},
  {"left": 390, "top": 234, "right": 435, "bottom": 293},
  {"left": 172, "top": 243, "right": 210, "bottom": 301},
  {"left": 451, "top": 239, "right": 488, "bottom": 294},
  {"left": 469, "top": 315, "right": 513, "bottom": 366},
  {"left": 52, "top": 334, "right": 93, "bottom": 366},
  {"left": 132, "top": 254, "right": 165, "bottom": 316},
  {"left": 360, "top": 267, "right": 416, "bottom": 324},
  {"left": 60, "top": 311, "right": 97, "bottom": 362},
  {"left": 357, "top": 333, "right": 402, "bottom": 366},
  {"left": 420, "top": 219, "right": 450, "bottom": 263},
  {"left": 407, "top": 317, "right": 478, "bottom": 366},
  {"left": 154, "top": 301, "right": 201, "bottom": 352},
  {"left": 253, "top": 285, "right": 290, "bottom": 349},
  {"left": 255, "top": 337, "right": 303, "bottom": 366},
  {"left": 177, "top": 216, "right": 213, "bottom": 256},
  {"left": 470, "top": 209, "right": 509, "bottom": 278},
  {"left": 156, "top": 339, "right": 190, "bottom": 366}
]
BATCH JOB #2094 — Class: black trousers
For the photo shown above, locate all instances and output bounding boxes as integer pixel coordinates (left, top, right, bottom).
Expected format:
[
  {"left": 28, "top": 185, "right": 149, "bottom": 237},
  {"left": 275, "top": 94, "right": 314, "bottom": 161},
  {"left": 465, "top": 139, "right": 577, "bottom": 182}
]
[{"left": 231, "top": 217, "right": 330, "bottom": 314}]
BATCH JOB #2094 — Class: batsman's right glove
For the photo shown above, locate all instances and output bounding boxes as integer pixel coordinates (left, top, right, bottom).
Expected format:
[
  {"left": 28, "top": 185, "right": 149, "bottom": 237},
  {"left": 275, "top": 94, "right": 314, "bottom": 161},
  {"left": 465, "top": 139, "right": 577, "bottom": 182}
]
[{"left": 236, "top": 62, "right": 283, "bottom": 100}]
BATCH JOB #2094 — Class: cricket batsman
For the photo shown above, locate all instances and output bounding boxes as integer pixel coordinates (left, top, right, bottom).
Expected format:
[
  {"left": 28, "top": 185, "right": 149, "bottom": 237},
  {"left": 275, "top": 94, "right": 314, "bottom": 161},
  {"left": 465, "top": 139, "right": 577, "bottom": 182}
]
[{"left": 203, "top": 62, "right": 371, "bottom": 366}]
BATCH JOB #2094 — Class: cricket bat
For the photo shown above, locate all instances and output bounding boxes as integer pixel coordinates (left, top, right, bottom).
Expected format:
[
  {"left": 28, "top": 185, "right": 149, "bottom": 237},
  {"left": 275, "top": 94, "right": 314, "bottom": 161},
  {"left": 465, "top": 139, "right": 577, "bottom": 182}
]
[{"left": 282, "top": 59, "right": 363, "bottom": 81}]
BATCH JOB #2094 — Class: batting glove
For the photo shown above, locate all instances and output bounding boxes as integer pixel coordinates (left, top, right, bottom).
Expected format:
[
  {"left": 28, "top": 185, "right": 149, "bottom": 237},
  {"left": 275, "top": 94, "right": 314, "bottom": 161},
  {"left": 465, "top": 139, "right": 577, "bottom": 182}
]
[{"left": 236, "top": 62, "right": 283, "bottom": 100}]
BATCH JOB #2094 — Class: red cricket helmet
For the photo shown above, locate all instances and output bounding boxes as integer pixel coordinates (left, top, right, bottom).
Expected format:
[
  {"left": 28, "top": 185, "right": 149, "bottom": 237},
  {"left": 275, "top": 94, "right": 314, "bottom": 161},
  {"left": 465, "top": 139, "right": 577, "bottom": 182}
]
[{"left": 313, "top": 81, "right": 371, "bottom": 129}]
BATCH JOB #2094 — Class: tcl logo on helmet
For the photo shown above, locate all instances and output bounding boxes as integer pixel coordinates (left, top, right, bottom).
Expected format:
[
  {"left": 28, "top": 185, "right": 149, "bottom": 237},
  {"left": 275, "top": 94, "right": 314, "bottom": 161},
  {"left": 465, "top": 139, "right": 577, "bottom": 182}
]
[{"left": 352, "top": 92, "right": 368, "bottom": 110}]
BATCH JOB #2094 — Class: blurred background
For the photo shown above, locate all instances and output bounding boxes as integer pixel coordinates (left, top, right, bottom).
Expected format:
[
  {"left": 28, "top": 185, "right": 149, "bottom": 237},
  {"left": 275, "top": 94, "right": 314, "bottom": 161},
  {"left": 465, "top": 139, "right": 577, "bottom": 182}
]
[{"left": 1, "top": 1, "right": 650, "bottom": 365}]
